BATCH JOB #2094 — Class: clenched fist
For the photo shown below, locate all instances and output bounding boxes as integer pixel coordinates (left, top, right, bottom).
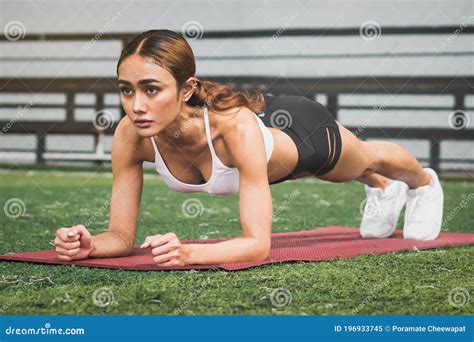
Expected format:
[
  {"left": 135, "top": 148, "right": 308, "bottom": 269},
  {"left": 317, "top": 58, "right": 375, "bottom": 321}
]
[
  {"left": 141, "top": 232, "right": 189, "bottom": 267},
  {"left": 54, "top": 225, "right": 94, "bottom": 261}
]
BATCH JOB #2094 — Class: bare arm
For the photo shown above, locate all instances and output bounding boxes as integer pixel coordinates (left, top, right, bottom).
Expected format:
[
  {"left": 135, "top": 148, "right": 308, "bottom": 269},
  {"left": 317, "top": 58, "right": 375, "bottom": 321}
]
[
  {"left": 90, "top": 118, "right": 144, "bottom": 257},
  {"left": 144, "top": 108, "right": 273, "bottom": 265},
  {"left": 54, "top": 117, "right": 145, "bottom": 260},
  {"left": 185, "top": 125, "right": 272, "bottom": 263}
]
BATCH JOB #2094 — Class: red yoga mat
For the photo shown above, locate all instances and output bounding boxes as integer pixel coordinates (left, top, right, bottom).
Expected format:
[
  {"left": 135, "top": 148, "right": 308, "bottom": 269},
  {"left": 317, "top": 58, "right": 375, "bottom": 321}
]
[{"left": 0, "top": 226, "right": 473, "bottom": 271}]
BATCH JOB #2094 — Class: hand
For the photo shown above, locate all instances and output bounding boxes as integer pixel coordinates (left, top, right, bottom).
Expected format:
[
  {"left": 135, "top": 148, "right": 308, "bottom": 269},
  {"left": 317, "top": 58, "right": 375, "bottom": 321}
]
[
  {"left": 141, "top": 232, "right": 189, "bottom": 267},
  {"left": 54, "top": 225, "right": 94, "bottom": 261}
]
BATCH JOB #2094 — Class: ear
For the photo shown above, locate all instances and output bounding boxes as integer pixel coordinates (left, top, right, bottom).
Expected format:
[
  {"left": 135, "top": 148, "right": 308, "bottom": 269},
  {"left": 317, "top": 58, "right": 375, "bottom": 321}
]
[{"left": 182, "top": 76, "right": 199, "bottom": 102}]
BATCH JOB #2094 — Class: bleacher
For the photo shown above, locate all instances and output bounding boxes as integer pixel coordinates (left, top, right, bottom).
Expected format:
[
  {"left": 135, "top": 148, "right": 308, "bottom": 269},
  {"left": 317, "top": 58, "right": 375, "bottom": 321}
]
[{"left": 0, "top": 0, "right": 473, "bottom": 172}]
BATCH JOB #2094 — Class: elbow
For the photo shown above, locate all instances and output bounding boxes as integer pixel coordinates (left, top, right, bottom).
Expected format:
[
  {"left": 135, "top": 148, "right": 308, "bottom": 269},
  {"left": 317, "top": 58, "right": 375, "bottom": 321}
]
[
  {"left": 252, "top": 240, "right": 271, "bottom": 261},
  {"left": 121, "top": 241, "right": 135, "bottom": 256},
  {"left": 110, "top": 231, "right": 134, "bottom": 256},
  {"left": 113, "top": 243, "right": 133, "bottom": 257},
  {"left": 254, "top": 251, "right": 270, "bottom": 262},
  {"left": 112, "top": 246, "right": 133, "bottom": 258},
  {"left": 121, "top": 247, "right": 134, "bottom": 257}
]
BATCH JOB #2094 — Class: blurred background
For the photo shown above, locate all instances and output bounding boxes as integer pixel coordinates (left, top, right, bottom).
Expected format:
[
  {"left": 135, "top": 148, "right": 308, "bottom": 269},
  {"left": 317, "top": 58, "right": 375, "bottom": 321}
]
[{"left": 0, "top": 0, "right": 473, "bottom": 175}]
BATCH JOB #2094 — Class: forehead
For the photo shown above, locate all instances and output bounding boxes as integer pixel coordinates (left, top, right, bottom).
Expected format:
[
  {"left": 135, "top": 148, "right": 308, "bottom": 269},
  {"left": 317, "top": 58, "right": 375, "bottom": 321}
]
[{"left": 118, "top": 55, "right": 174, "bottom": 83}]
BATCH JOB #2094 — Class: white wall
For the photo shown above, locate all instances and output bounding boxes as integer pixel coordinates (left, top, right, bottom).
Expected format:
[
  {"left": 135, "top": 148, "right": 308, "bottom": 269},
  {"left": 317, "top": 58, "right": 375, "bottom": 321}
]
[
  {"left": 0, "top": 0, "right": 472, "bottom": 167},
  {"left": 1, "top": 0, "right": 472, "bottom": 78}
]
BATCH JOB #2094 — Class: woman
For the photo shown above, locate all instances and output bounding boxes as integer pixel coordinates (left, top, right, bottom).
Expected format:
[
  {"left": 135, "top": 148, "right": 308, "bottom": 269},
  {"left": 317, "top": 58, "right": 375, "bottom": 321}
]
[{"left": 54, "top": 30, "right": 444, "bottom": 266}]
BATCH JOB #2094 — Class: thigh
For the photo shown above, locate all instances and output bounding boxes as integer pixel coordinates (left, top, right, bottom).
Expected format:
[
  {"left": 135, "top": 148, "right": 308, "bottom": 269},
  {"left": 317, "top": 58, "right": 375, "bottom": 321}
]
[
  {"left": 317, "top": 121, "right": 380, "bottom": 183},
  {"left": 262, "top": 94, "right": 338, "bottom": 184}
]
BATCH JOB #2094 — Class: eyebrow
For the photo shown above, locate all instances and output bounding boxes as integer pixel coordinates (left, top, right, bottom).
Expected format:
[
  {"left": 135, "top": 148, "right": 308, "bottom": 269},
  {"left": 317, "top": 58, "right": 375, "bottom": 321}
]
[{"left": 117, "top": 79, "right": 163, "bottom": 86}]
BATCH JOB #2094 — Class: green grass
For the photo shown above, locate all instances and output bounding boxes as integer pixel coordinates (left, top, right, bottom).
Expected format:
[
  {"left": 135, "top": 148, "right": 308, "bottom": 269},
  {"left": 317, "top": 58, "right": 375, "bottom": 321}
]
[{"left": 0, "top": 167, "right": 473, "bottom": 315}]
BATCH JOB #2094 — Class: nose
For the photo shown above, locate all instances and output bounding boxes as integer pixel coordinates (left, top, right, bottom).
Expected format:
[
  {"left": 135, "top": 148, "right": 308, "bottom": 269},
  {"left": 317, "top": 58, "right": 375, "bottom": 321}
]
[{"left": 133, "top": 93, "right": 147, "bottom": 114}]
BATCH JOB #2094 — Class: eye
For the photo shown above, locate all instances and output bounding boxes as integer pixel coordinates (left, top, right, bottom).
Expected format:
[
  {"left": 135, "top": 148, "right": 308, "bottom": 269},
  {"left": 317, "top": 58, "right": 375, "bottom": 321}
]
[
  {"left": 146, "top": 87, "right": 159, "bottom": 95},
  {"left": 119, "top": 88, "right": 133, "bottom": 96}
]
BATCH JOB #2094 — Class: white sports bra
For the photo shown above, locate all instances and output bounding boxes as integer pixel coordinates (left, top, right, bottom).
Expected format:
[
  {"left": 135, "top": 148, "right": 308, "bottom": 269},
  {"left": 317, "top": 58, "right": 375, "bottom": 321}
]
[{"left": 150, "top": 105, "right": 274, "bottom": 195}]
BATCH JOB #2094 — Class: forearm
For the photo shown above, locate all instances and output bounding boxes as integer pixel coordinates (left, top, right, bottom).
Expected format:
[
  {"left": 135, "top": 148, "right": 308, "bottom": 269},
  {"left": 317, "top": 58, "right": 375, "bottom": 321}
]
[
  {"left": 89, "top": 231, "right": 133, "bottom": 258},
  {"left": 185, "top": 237, "right": 270, "bottom": 265}
]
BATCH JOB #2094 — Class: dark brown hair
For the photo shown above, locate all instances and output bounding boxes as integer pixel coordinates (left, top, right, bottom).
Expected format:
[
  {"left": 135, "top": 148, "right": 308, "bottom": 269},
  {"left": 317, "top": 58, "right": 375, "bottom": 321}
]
[{"left": 116, "top": 29, "right": 265, "bottom": 113}]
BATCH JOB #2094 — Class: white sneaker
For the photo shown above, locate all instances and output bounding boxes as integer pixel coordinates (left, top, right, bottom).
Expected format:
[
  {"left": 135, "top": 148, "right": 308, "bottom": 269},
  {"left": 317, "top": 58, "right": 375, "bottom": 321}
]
[
  {"left": 360, "top": 179, "right": 408, "bottom": 238},
  {"left": 403, "top": 168, "right": 444, "bottom": 241}
]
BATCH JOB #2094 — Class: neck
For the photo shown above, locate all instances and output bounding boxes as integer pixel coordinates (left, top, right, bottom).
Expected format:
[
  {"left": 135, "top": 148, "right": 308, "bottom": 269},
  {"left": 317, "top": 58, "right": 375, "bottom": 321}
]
[{"left": 156, "top": 104, "right": 207, "bottom": 148}]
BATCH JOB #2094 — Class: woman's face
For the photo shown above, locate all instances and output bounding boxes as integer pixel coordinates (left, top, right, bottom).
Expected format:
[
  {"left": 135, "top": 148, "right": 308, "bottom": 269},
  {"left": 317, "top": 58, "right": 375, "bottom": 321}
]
[{"left": 117, "top": 54, "right": 184, "bottom": 137}]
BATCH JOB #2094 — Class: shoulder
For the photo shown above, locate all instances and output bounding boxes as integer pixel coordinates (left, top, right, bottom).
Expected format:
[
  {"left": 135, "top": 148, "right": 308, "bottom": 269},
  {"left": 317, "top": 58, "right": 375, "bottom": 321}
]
[
  {"left": 215, "top": 106, "right": 260, "bottom": 142},
  {"left": 215, "top": 106, "right": 267, "bottom": 168},
  {"left": 215, "top": 106, "right": 259, "bottom": 136}
]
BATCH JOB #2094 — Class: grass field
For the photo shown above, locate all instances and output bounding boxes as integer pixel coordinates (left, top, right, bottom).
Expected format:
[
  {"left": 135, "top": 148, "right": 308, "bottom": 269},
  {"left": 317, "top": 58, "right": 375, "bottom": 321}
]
[{"left": 0, "top": 165, "right": 473, "bottom": 315}]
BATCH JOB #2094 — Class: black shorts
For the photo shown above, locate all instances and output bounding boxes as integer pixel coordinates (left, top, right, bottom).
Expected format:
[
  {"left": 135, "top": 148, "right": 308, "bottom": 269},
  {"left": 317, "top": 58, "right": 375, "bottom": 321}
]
[{"left": 257, "top": 94, "right": 342, "bottom": 184}]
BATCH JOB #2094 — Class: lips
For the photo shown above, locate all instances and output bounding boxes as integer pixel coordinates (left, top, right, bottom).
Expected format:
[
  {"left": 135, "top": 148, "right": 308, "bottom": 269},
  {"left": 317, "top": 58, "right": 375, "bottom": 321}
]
[{"left": 134, "top": 119, "right": 153, "bottom": 128}]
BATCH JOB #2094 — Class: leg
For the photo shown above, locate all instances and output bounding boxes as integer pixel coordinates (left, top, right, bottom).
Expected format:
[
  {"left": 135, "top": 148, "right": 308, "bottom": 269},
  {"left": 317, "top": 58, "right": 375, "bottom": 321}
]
[
  {"left": 356, "top": 171, "right": 390, "bottom": 189},
  {"left": 318, "top": 121, "right": 443, "bottom": 241},
  {"left": 318, "top": 122, "right": 432, "bottom": 189}
]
